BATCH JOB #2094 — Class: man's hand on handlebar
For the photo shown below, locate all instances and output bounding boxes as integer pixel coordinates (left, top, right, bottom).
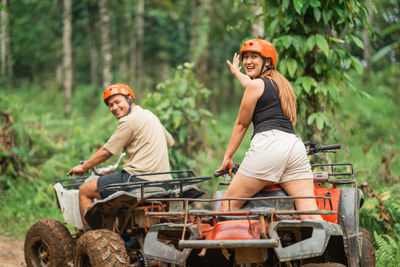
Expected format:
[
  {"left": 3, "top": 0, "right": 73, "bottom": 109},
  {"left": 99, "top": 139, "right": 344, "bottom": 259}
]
[{"left": 67, "top": 165, "right": 88, "bottom": 176}]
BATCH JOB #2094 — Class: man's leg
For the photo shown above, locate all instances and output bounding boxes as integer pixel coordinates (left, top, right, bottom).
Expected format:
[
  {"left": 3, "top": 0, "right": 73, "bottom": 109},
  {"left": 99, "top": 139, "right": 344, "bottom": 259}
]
[
  {"left": 280, "top": 179, "right": 323, "bottom": 220},
  {"left": 79, "top": 178, "right": 102, "bottom": 226},
  {"left": 221, "top": 173, "right": 272, "bottom": 211}
]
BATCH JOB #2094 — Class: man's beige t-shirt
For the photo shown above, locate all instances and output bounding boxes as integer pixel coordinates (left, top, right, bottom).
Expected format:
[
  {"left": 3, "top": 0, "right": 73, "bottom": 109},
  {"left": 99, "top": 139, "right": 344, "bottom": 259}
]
[{"left": 104, "top": 105, "right": 174, "bottom": 181}]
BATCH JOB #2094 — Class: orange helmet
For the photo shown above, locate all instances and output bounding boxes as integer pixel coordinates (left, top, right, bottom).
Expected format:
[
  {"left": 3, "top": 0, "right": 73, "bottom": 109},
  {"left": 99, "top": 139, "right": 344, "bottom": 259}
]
[
  {"left": 239, "top": 39, "right": 277, "bottom": 68},
  {"left": 103, "top": 83, "right": 136, "bottom": 104}
]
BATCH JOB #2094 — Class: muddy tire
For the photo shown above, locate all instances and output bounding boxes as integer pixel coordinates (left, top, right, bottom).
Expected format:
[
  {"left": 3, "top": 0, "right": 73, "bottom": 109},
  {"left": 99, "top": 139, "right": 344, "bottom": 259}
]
[
  {"left": 360, "top": 227, "right": 376, "bottom": 267},
  {"left": 24, "top": 218, "right": 74, "bottom": 267},
  {"left": 300, "top": 263, "right": 346, "bottom": 267},
  {"left": 74, "top": 229, "right": 130, "bottom": 267}
]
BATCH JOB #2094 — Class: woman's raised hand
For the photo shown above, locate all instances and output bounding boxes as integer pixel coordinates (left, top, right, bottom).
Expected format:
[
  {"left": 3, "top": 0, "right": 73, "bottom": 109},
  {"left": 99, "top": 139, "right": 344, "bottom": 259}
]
[{"left": 226, "top": 53, "right": 241, "bottom": 75}]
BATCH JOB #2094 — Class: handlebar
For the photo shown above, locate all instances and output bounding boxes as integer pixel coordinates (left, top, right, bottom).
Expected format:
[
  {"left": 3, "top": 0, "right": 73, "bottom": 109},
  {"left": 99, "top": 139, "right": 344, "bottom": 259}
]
[
  {"left": 319, "top": 144, "right": 341, "bottom": 151},
  {"left": 305, "top": 142, "right": 341, "bottom": 155},
  {"left": 84, "top": 152, "right": 126, "bottom": 176},
  {"left": 214, "top": 163, "right": 239, "bottom": 177}
]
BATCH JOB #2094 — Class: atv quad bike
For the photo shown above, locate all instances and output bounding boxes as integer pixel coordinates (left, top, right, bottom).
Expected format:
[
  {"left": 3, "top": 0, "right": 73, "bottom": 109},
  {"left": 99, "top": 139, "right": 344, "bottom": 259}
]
[
  {"left": 141, "top": 143, "right": 376, "bottom": 267},
  {"left": 24, "top": 152, "right": 211, "bottom": 267},
  {"left": 24, "top": 143, "right": 375, "bottom": 267}
]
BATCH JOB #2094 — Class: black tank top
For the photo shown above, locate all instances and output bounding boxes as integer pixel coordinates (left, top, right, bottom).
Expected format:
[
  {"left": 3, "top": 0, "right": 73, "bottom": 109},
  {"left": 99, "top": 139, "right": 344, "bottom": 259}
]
[{"left": 252, "top": 77, "right": 295, "bottom": 138}]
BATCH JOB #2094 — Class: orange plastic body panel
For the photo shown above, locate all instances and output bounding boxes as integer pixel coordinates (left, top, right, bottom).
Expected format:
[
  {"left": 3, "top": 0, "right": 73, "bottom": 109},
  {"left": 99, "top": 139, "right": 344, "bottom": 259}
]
[
  {"left": 261, "top": 184, "right": 341, "bottom": 224},
  {"left": 261, "top": 185, "right": 282, "bottom": 191},
  {"left": 202, "top": 220, "right": 267, "bottom": 240},
  {"left": 314, "top": 185, "right": 340, "bottom": 224}
]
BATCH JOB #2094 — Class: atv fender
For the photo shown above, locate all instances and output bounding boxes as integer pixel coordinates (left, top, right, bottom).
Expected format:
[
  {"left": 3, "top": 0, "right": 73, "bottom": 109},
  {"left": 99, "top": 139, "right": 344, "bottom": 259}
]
[
  {"left": 53, "top": 183, "right": 84, "bottom": 229},
  {"left": 269, "top": 220, "right": 343, "bottom": 261},
  {"left": 338, "top": 187, "right": 364, "bottom": 267},
  {"left": 143, "top": 223, "right": 197, "bottom": 265}
]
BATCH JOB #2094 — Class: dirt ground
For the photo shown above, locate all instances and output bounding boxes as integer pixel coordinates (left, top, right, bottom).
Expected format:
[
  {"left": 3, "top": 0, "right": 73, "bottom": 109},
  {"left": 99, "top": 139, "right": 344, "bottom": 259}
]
[{"left": 0, "top": 236, "right": 26, "bottom": 267}]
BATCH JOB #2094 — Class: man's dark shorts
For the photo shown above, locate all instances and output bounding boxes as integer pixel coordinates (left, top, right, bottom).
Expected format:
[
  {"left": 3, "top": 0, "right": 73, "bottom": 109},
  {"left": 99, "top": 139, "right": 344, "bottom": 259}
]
[{"left": 97, "top": 170, "right": 145, "bottom": 199}]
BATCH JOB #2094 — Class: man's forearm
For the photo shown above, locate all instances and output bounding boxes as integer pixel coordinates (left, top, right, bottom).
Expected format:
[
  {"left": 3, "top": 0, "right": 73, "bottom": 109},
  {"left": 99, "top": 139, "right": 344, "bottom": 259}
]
[{"left": 82, "top": 146, "right": 113, "bottom": 171}]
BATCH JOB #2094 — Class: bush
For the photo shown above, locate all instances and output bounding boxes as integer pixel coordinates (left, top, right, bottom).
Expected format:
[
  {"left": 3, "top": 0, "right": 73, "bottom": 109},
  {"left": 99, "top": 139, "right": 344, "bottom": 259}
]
[{"left": 141, "top": 63, "right": 212, "bottom": 170}]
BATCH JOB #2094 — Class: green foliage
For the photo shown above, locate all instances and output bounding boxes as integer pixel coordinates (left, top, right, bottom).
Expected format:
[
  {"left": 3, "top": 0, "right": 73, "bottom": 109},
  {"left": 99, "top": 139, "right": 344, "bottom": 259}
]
[
  {"left": 367, "top": 187, "right": 400, "bottom": 266},
  {"left": 371, "top": 0, "right": 400, "bottom": 68},
  {"left": 259, "top": 0, "right": 370, "bottom": 139},
  {"left": 374, "top": 229, "right": 400, "bottom": 267},
  {"left": 337, "top": 64, "right": 400, "bottom": 188},
  {"left": 0, "top": 176, "right": 62, "bottom": 237},
  {"left": 10, "top": 0, "right": 63, "bottom": 82},
  {"left": 0, "top": 84, "right": 116, "bottom": 236},
  {"left": 334, "top": 65, "right": 400, "bottom": 265},
  {"left": 141, "top": 63, "right": 212, "bottom": 169}
]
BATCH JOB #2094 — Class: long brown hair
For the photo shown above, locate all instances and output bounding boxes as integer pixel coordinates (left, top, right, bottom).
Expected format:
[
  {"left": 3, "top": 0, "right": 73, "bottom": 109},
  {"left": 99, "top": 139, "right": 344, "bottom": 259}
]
[{"left": 262, "top": 69, "right": 297, "bottom": 125}]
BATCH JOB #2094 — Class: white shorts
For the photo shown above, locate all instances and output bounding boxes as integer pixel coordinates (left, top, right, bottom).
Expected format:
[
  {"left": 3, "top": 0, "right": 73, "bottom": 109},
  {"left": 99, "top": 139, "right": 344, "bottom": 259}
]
[{"left": 239, "top": 129, "right": 313, "bottom": 183}]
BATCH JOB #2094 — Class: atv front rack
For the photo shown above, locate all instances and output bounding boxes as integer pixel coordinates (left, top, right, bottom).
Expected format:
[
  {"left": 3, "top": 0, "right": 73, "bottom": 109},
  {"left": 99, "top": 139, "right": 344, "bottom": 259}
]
[
  {"left": 52, "top": 175, "right": 89, "bottom": 189},
  {"left": 312, "top": 163, "right": 355, "bottom": 185}
]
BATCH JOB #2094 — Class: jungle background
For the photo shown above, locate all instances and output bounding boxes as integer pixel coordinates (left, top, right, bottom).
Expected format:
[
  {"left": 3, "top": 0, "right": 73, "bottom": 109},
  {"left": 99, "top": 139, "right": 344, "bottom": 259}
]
[{"left": 0, "top": 0, "right": 399, "bottom": 265}]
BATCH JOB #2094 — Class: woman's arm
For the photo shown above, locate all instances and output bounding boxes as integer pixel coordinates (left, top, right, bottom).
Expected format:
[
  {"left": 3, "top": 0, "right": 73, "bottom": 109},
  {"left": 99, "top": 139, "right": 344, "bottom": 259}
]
[
  {"left": 226, "top": 53, "right": 251, "bottom": 88},
  {"left": 217, "top": 79, "right": 264, "bottom": 174}
]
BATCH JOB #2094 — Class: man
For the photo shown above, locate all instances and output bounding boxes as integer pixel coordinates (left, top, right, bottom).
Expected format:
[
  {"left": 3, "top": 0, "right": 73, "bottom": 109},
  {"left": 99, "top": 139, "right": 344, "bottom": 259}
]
[{"left": 68, "top": 83, "right": 174, "bottom": 225}]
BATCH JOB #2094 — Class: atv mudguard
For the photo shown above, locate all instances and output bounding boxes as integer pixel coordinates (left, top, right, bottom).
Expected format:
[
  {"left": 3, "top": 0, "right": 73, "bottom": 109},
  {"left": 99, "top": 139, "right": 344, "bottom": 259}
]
[
  {"left": 269, "top": 220, "right": 343, "bottom": 261},
  {"left": 143, "top": 223, "right": 197, "bottom": 265},
  {"left": 338, "top": 187, "right": 364, "bottom": 267}
]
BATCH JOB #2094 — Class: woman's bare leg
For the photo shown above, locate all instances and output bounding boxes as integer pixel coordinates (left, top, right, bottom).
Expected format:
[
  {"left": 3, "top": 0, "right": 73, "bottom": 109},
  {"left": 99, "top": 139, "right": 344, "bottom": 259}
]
[
  {"left": 280, "top": 179, "right": 323, "bottom": 220},
  {"left": 221, "top": 172, "right": 272, "bottom": 211}
]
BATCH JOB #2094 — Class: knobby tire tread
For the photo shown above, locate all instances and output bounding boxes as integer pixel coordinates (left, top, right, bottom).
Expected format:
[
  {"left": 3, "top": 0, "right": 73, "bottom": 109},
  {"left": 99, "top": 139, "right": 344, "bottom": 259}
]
[
  {"left": 24, "top": 218, "right": 74, "bottom": 267},
  {"left": 74, "top": 228, "right": 130, "bottom": 267}
]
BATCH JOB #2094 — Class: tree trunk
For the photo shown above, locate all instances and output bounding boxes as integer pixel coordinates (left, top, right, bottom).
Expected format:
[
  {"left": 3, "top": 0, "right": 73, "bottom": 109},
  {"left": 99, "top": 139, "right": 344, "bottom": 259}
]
[
  {"left": 83, "top": 0, "right": 99, "bottom": 87},
  {"left": 251, "top": 0, "right": 264, "bottom": 37},
  {"left": 189, "top": 0, "right": 200, "bottom": 63},
  {"left": 62, "top": 0, "right": 73, "bottom": 115},
  {"left": 363, "top": 0, "right": 374, "bottom": 82},
  {"left": 1, "top": 0, "right": 11, "bottom": 78},
  {"left": 189, "top": 0, "right": 211, "bottom": 84},
  {"left": 99, "top": 0, "right": 112, "bottom": 88},
  {"left": 133, "top": 0, "right": 144, "bottom": 99},
  {"left": 129, "top": 18, "right": 136, "bottom": 91}
]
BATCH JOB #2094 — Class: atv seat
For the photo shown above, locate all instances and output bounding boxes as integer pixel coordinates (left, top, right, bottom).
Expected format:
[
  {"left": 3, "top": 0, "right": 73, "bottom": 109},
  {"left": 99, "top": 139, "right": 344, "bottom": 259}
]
[
  {"left": 85, "top": 185, "right": 205, "bottom": 229},
  {"left": 214, "top": 189, "right": 295, "bottom": 222}
]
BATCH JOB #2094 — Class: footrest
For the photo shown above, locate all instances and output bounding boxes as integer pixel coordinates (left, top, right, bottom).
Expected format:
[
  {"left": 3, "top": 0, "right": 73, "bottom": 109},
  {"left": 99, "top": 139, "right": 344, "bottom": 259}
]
[{"left": 179, "top": 239, "right": 278, "bottom": 249}]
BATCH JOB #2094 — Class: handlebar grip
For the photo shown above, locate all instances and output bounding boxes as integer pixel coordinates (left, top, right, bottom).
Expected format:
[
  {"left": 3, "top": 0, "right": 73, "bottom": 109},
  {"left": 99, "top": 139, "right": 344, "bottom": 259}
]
[
  {"left": 214, "top": 169, "right": 229, "bottom": 177},
  {"left": 214, "top": 164, "right": 240, "bottom": 177},
  {"left": 319, "top": 144, "right": 341, "bottom": 151}
]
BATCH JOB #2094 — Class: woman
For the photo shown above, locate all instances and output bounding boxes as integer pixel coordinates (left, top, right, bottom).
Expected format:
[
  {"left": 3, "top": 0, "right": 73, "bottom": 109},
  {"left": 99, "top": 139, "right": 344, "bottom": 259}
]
[{"left": 216, "top": 39, "right": 322, "bottom": 220}]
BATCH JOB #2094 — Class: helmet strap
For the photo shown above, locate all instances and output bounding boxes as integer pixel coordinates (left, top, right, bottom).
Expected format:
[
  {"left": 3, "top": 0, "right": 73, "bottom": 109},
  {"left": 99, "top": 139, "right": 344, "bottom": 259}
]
[
  {"left": 126, "top": 95, "right": 134, "bottom": 113},
  {"left": 257, "top": 58, "right": 274, "bottom": 78}
]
